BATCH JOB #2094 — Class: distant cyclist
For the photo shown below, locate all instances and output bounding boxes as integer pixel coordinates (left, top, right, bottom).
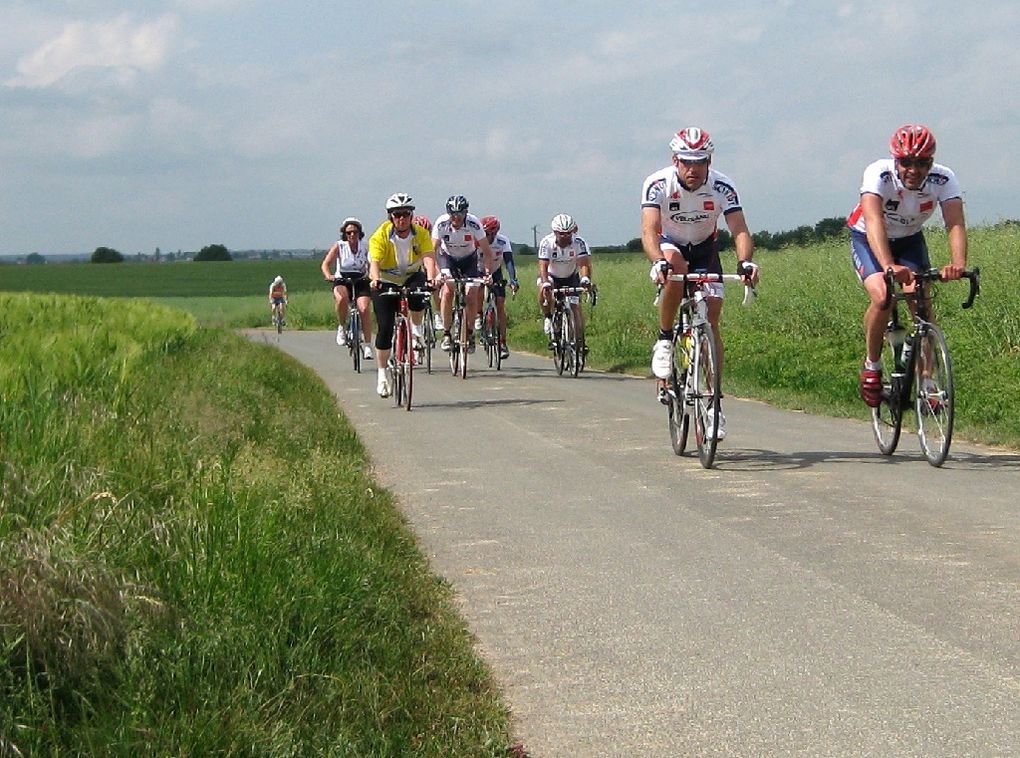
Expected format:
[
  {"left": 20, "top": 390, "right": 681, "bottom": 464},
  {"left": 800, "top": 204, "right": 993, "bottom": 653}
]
[
  {"left": 848, "top": 124, "right": 968, "bottom": 408},
  {"left": 268, "top": 275, "right": 287, "bottom": 326},
  {"left": 368, "top": 193, "right": 439, "bottom": 398},
  {"left": 321, "top": 217, "right": 373, "bottom": 359},
  {"left": 537, "top": 213, "right": 593, "bottom": 354},
  {"left": 480, "top": 215, "right": 519, "bottom": 359},
  {"left": 433, "top": 195, "right": 495, "bottom": 353},
  {"left": 641, "top": 126, "right": 759, "bottom": 441}
]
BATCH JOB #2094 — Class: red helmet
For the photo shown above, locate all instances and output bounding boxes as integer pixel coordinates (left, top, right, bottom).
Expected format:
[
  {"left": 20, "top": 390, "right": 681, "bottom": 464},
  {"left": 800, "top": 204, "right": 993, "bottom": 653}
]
[
  {"left": 413, "top": 214, "right": 432, "bottom": 231},
  {"left": 889, "top": 124, "right": 936, "bottom": 159},
  {"left": 480, "top": 215, "right": 500, "bottom": 234}
]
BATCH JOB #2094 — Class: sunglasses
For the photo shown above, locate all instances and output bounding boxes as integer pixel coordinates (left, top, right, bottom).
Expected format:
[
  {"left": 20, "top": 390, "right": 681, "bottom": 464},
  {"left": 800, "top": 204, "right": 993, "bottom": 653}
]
[
  {"left": 344, "top": 229, "right": 360, "bottom": 235},
  {"left": 391, "top": 210, "right": 412, "bottom": 218},
  {"left": 897, "top": 157, "right": 933, "bottom": 169}
]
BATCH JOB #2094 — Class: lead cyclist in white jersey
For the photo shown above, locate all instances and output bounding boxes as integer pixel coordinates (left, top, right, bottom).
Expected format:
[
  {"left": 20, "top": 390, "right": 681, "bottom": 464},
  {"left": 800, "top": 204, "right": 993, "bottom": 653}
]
[
  {"left": 641, "top": 126, "right": 759, "bottom": 441},
  {"left": 433, "top": 195, "right": 494, "bottom": 353}
]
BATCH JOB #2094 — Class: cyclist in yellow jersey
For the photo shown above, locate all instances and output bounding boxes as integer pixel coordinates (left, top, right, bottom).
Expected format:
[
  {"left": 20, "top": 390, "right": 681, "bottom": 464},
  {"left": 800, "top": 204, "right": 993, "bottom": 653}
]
[
  {"left": 368, "top": 192, "right": 439, "bottom": 397},
  {"left": 268, "top": 275, "right": 287, "bottom": 325}
]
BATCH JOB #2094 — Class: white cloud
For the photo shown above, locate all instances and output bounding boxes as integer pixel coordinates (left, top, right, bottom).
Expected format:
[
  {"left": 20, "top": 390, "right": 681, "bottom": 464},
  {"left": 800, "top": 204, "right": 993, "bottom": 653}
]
[{"left": 6, "top": 13, "right": 179, "bottom": 88}]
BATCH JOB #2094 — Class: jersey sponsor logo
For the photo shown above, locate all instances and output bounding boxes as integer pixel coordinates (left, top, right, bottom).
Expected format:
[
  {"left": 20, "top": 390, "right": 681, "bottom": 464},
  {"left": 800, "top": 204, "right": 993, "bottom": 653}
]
[
  {"left": 713, "top": 180, "right": 738, "bottom": 205},
  {"left": 920, "top": 200, "right": 934, "bottom": 213},
  {"left": 885, "top": 199, "right": 900, "bottom": 211},
  {"left": 703, "top": 200, "right": 715, "bottom": 211},
  {"left": 645, "top": 178, "right": 666, "bottom": 203},
  {"left": 926, "top": 173, "right": 949, "bottom": 186},
  {"left": 669, "top": 201, "right": 681, "bottom": 211},
  {"left": 670, "top": 212, "right": 712, "bottom": 224}
]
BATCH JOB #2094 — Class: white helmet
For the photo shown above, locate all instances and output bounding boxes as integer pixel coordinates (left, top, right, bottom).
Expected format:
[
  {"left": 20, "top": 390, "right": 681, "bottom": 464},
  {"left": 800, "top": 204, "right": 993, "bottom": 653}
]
[
  {"left": 273, "top": 275, "right": 283, "bottom": 285},
  {"left": 340, "top": 217, "right": 364, "bottom": 238},
  {"left": 550, "top": 213, "right": 577, "bottom": 233},
  {"left": 669, "top": 126, "right": 715, "bottom": 161},
  {"left": 385, "top": 192, "right": 415, "bottom": 212}
]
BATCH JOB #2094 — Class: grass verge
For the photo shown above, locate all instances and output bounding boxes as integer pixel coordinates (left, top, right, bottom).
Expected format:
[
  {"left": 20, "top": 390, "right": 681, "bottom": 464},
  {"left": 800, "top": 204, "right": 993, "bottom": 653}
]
[{"left": 0, "top": 293, "right": 516, "bottom": 755}]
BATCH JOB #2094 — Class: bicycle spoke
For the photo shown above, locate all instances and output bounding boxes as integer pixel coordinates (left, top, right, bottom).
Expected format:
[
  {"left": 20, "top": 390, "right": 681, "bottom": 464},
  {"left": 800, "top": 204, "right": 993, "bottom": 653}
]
[
  {"left": 871, "top": 328, "right": 904, "bottom": 455},
  {"left": 915, "top": 325, "right": 954, "bottom": 466}
]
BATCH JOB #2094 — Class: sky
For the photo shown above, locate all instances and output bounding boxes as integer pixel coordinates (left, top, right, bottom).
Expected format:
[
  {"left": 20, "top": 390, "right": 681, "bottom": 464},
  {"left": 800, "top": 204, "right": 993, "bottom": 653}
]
[{"left": 1, "top": 0, "right": 1018, "bottom": 256}]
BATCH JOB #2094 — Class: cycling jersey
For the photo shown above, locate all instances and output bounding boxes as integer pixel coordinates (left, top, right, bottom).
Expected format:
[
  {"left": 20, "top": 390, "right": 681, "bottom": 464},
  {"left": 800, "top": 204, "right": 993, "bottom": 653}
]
[
  {"left": 641, "top": 166, "right": 742, "bottom": 246},
  {"left": 368, "top": 221, "right": 434, "bottom": 284},
  {"left": 433, "top": 213, "right": 484, "bottom": 262},
  {"left": 269, "top": 283, "right": 287, "bottom": 300},
  {"left": 847, "top": 159, "right": 962, "bottom": 239},
  {"left": 537, "top": 232, "right": 590, "bottom": 279},
  {"left": 488, "top": 232, "right": 517, "bottom": 281},
  {"left": 333, "top": 238, "right": 369, "bottom": 276}
]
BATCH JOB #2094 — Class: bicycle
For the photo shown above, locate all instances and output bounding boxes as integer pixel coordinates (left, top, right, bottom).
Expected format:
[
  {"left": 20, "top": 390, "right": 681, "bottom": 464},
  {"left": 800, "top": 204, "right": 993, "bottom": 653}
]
[
  {"left": 446, "top": 276, "right": 486, "bottom": 379},
  {"left": 420, "top": 297, "right": 436, "bottom": 374},
  {"left": 871, "top": 266, "right": 980, "bottom": 467},
  {"left": 271, "top": 301, "right": 286, "bottom": 334},
  {"left": 659, "top": 271, "right": 755, "bottom": 469},
  {"left": 379, "top": 284, "right": 432, "bottom": 411},
  {"left": 548, "top": 285, "right": 596, "bottom": 378},
  {"left": 331, "top": 276, "right": 363, "bottom": 373},
  {"left": 480, "top": 284, "right": 503, "bottom": 370}
]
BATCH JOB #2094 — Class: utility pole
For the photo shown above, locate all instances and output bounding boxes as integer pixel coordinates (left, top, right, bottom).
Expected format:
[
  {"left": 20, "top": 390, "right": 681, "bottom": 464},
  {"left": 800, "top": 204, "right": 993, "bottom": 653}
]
[{"left": 532, "top": 224, "right": 539, "bottom": 252}]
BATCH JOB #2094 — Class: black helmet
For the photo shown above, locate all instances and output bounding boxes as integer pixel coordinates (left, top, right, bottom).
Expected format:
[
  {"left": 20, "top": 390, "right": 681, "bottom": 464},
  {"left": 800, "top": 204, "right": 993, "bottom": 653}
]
[{"left": 446, "top": 194, "right": 469, "bottom": 214}]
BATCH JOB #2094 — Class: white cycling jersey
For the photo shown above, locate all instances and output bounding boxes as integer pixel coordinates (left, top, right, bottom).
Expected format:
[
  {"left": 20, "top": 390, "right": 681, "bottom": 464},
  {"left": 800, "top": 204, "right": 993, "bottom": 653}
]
[
  {"left": 488, "top": 232, "right": 512, "bottom": 270},
  {"left": 641, "top": 166, "right": 742, "bottom": 245},
  {"left": 537, "top": 232, "right": 590, "bottom": 279},
  {"left": 433, "top": 212, "right": 484, "bottom": 261},
  {"left": 847, "top": 159, "right": 962, "bottom": 239},
  {"left": 333, "top": 238, "right": 369, "bottom": 275}
]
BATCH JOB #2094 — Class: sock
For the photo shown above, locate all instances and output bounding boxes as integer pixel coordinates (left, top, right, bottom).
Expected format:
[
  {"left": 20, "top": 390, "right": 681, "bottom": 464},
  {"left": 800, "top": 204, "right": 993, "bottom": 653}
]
[{"left": 659, "top": 329, "right": 672, "bottom": 342}]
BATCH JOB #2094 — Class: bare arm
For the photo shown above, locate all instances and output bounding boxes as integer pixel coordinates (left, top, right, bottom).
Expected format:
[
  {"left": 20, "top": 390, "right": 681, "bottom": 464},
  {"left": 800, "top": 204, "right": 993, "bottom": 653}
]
[
  {"left": 641, "top": 206, "right": 663, "bottom": 264},
  {"left": 724, "top": 209, "right": 758, "bottom": 283},
  {"left": 321, "top": 244, "right": 339, "bottom": 280},
  {"left": 941, "top": 197, "right": 967, "bottom": 279}
]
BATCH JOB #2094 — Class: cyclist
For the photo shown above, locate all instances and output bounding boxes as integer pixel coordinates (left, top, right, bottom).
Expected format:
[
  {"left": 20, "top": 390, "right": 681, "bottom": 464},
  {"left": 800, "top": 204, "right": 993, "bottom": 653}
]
[
  {"left": 433, "top": 195, "right": 495, "bottom": 353},
  {"left": 321, "top": 217, "right": 373, "bottom": 359},
  {"left": 480, "top": 215, "right": 519, "bottom": 359},
  {"left": 537, "top": 213, "right": 593, "bottom": 354},
  {"left": 268, "top": 275, "right": 287, "bottom": 325},
  {"left": 414, "top": 214, "right": 443, "bottom": 331},
  {"left": 368, "top": 193, "right": 439, "bottom": 398},
  {"left": 641, "top": 126, "right": 759, "bottom": 441},
  {"left": 848, "top": 124, "right": 968, "bottom": 408}
]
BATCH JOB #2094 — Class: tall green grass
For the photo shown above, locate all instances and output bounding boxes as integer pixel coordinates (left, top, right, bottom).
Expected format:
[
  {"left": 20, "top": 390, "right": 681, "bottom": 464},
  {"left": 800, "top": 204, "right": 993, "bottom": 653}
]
[{"left": 0, "top": 293, "right": 516, "bottom": 755}]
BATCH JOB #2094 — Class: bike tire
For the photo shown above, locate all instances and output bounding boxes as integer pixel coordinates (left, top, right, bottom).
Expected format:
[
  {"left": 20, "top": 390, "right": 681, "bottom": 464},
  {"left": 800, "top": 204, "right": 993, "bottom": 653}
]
[
  {"left": 668, "top": 334, "right": 690, "bottom": 455},
  {"left": 552, "top": 312, "right": 565, "bottom": 375},
  {"left": 693, "top": 323, "right": 721, "bottom": 469},
  {"left": 349, "top": 312, "right": 362, "bottom": 373},
  {"left": 459, "top": 307, "right": 469, "bottom": 379},
  {"left": 449, "top": 312, "right": 460, "bottom": 377},
  {"left": 871, "top": 331, "right": 904, "bottom": 455},
  {"left": 565, "top": 308, "right": 580, "bottom": 378},
  {"left": 399, "top": 318, "right": 413, "bottom": 412},
  {"left": 915, "top": 324, "right": 954, "bottom": 467}
]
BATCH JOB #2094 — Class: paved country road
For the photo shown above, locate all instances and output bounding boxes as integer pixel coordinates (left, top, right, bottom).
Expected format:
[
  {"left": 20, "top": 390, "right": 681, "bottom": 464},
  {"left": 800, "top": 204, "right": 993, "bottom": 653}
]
[{"left": 250, "top": 329, "right": 1020, "bottom": 757}]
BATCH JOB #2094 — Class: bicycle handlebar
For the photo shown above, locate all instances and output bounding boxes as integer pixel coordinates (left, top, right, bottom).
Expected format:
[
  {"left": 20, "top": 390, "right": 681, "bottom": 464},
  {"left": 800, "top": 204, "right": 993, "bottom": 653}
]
[
  {"left": 879, "top": 267, "right": 981, "bottom": 311},
  {"left": 658, "top": 272, "right": 757, "bottom": 306}
]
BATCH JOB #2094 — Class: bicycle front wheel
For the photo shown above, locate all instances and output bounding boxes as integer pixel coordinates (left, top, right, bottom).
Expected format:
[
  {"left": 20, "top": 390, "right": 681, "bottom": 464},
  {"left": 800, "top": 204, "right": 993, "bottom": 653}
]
[
  {"left": 459, "top": 310, "right": 469, "bottom": 379},
  {"left": 871, "top": 332, "right": 903, "bottom": 455},
  {"left": 667, "top": 335, "right": 689, "bottom": 456},
  {"left": 692, "top": 324, "right": 720, "bottom": 469},
  {"left": 350, "top": 312, "right": 362, "bottom": 373},
  {"left": 399, "top": 319, "right": 413, "bottom": 412},
  {"left": 915, "top": 324, "right": 954, "bottom": 466},
  {"left": 565, "top": 308, "right": 580, "bottom": 378},
  {"left": 552, "top": 312, "right": 566, "bottom": 375}
]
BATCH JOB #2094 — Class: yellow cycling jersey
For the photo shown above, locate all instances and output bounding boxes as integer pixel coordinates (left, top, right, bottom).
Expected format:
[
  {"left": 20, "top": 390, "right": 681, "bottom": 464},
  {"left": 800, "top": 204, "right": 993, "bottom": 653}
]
[{"left": 368, "top": 221, "right": 434, "bottom": 284}]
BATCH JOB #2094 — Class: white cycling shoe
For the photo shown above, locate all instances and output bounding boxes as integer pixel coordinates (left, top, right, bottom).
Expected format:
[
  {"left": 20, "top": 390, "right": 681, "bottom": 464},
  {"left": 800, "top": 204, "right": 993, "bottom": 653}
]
[
  {"left": 336, "top": 326, "right": 346, "bottom": 346},
  {"left": 651, "top": 339, "right": 673, "bottom": 380},
  {"left": 704, "top": 411, "right": 727, "bottom": 441},
  {"left": 361, "top": 343, "right": 373, "bottom": 359},
  {"left": 376, "top": 375, "right": 390, "bottom": 398}
]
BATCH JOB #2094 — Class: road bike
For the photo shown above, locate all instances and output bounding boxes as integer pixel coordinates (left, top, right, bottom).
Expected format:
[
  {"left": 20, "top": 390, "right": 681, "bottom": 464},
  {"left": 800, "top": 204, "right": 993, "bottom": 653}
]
[
  {"left": 660, "top": 272, "right": 755, "bottom": 469},
  {"left": 271, "top": 301, "right": 286, "bottom": 334},
  {"left": 480, "top": 283, "right": 511, "bottom": 370},
  {"left": 379, "top": 285, "right": 431, "bottom": 411},
  {"left": 446, "top": 276, "right": 486, "bottom": 379},
  {"left": 332, "top": 276, "right": 363, "bottom": 373},
  {"left": 871, "top": 266, "right": 980, "bottom": 467},
  {"left": 548, "top": 285, "right": 596, "bottom": 378}
]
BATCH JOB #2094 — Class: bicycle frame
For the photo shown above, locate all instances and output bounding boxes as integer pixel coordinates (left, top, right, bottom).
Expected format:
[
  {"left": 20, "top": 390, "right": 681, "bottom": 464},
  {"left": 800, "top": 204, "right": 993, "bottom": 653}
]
[
  {"left": 871, "top": 266, "right": 979, "bottom": 466},
  {"left": 549, "top": 286, "right": 593, "bottom": 378}
]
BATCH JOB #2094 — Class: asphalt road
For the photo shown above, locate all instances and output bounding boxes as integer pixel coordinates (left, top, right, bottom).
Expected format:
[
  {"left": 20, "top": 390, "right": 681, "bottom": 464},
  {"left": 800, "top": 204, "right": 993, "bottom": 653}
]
[{"left": 252, "top": 329, "right": 1020, "bottom": 757}]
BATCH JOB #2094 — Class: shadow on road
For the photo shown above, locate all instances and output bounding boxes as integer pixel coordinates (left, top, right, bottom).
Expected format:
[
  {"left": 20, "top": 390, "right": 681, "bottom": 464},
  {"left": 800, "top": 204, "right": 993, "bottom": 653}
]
[
  {"left": 708, "top": 447, "right": 1020, "bottom": 472},
  {"left": 412, "top": 397, "right": 564, "bottom": 411}
]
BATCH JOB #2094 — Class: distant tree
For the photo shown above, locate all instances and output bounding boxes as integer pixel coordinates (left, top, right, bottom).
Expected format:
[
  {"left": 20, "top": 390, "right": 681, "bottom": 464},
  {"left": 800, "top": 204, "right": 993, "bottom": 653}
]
[
  {"left": 195, "top": 244, "right": 232, "bottom": 262},
  {"left": 26, "top": 252, "right": 46, "bottom": 265},
  {"left": 91, "top": 246, "right": 124, "bottom": 263},
  {"left": 814, "top": 216, "right": 848, "bottom": 239},
  {"left": 625, "top": 237, "right": 642, "bottom": 252}
]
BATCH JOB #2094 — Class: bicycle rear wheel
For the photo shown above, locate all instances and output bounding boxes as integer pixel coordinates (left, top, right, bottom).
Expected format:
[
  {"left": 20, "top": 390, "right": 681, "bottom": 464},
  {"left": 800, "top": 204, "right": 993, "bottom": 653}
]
[
  {"left": 871, "top": 332, "right": 904, "bottom": 455},
  {"left": 915, "top": 324, "right": 954, "bottom": 466},
  {"left": 692, "top": 324, "right": 720, "bottom": 469},
  {"left": 667, "top": 335, "right": 689, "bottom": 456}
]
